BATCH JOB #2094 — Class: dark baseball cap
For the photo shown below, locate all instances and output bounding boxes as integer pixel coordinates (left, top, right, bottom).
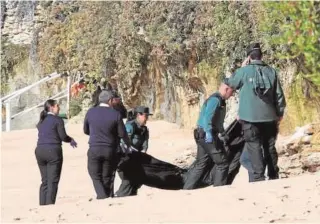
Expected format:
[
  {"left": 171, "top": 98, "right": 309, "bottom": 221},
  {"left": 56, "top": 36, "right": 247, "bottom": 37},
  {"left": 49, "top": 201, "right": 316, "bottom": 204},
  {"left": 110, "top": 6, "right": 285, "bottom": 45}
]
[
  {"left": 135, "top": 106, "right": 153, "bottom": 115},
  {"left": 246, "top": 43, "right": 261, "bottom": 56}
]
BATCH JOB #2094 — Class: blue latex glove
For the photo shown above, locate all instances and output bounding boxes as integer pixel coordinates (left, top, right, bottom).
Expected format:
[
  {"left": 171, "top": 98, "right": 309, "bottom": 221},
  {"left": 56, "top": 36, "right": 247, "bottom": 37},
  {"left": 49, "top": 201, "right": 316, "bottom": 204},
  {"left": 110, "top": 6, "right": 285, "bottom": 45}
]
[
  {"left": 70, "top": 139, "right": 78, "bottom": 148},
  {"left": 205, "top": 131, "right": 213, "bottom": 143}
]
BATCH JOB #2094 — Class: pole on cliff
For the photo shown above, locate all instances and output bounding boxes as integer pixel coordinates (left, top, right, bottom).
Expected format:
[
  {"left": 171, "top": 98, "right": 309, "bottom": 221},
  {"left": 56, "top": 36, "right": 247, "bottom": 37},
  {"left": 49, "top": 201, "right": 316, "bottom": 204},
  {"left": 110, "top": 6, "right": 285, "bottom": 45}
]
[
  {"left": 0, "top": 100, "right": 2, "bottom": 132},
  {"left": 66, "top": 73, "right": 71, "bottom": 120},
  {"left": 5, "top": 101, "right": 11, "bottom": 132}
]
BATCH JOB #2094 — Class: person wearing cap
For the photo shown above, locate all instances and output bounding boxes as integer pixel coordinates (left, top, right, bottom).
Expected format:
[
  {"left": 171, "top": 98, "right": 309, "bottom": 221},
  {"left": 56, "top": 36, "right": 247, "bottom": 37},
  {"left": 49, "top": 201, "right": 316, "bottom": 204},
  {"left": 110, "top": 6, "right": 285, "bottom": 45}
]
[
  {"left": 110, "top": 90, "right": 128, "bottom": 119},
  {"left": 91, "top": 82, "right": 127, "bottom": 119},
  {"left": 227, "top": 43, "right": 286, "bottom": 182},
  {"left": 124, "top": 106, "right": 152, "bottom": 153},
  {"left": 83, "top": 90, "right": 131, "bottom": 199},
  {"left": 115, "top": 106, "right": 151, "bottom": 197},
  {"left": 184, "top": 81, "right": 234, "bottom": 188},
  {"left": 91, "top": 79, "right": 112, "bottom": 107}
]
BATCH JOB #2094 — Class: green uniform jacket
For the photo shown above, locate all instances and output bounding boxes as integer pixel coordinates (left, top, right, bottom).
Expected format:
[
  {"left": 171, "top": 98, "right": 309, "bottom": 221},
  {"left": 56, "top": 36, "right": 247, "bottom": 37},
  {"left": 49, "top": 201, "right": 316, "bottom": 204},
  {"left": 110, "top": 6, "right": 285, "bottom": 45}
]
[
  {"left": 196, "top": 92, "right": 226, "bottom": 134},
  {"left": 228, "top": 60, "right": 286, "bottom": 122},
  {"left": 125, "top": 120, "right": 149, "bottom": 152}
]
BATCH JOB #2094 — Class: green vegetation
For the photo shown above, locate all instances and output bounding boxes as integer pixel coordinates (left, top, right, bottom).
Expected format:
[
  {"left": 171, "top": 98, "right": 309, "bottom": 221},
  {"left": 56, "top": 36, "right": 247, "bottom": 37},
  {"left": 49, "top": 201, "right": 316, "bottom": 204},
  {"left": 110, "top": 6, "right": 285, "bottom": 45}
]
[
  {"left": 1, "top": 37, "right": 29, "bottom": 95},
  {"left": 259, "top": 1, "right": 320, "bottom": 132},
  {"left": 2, "top": 1, "right": 319, "bottom": 131},
  {"left": 264, "top": 1, "right": 319, "bottom": 84},
  {"left": 69, "top": 97, "right": 82, "bottom": 118}
]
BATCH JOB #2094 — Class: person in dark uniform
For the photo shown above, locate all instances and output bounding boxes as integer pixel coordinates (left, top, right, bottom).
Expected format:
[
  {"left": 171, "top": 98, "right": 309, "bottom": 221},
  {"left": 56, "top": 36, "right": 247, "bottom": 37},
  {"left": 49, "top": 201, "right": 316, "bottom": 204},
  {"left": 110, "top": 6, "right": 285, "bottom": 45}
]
[
  {"left": 110, "top": 91, "right": 127, "bottom": 119},
  {"left": 124, "top": 106, "right": 151, "bottom": 153},
  {"left": 91, "top": 81, "right": 127, "bottom": 119},
  {"left": 115, "top": 106, "right": 151, "bottom": 197},
  {"left": 35, "top": 99, "right": 77, "bottom": 206},
  {"left": 184, "top": 80, "right": 234, "bottom": 188},
  {"left": 183, "top": 118, "right": 244, "bottom": 189},
  {"left": 84, "top": 90, "right": 131, "bottom": 199},
  {"left": 227, "top": 43, "right": 286, "bottom": 182},
  {"left": 92, "top": 85, "right": 102, "bottom": 107},
  {"left": 91, "top": 80, "right": 112, "bottom": 107}
]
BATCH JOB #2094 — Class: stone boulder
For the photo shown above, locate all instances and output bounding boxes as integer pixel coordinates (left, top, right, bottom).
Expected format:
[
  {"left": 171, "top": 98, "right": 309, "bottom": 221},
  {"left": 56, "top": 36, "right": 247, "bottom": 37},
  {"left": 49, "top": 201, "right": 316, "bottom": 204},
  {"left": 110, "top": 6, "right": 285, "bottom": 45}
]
[
  {"left": 277, "top": 123, "right": 320, "bottom": 178},
  {"left": 302, "top": 152, "right": 320, "bottom": 173}
]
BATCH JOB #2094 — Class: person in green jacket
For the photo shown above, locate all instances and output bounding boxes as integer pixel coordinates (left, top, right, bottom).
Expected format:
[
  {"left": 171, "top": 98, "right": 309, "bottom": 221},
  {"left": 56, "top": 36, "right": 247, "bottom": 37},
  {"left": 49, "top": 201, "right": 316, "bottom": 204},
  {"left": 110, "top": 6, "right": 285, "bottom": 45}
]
[
  {"left": 227, "top": 43, "right": 286, "bottom": 182},
  {"left": 125, "top": 106, "right": 151, "bottom": 153},
  {"left": 184, "top": 80, "right": 234, "bottom": 188},
  {"left": 115, "top": 106, "right": 151, "bottom": 197}
]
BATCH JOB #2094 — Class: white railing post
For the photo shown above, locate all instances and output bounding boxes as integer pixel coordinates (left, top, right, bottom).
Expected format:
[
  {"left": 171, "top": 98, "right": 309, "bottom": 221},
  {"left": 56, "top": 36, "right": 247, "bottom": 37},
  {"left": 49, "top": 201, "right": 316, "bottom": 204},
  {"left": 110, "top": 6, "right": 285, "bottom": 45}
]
[
  {"left": 0, "top": 100, "right": 2, "bottom": 132},
  {"left": 10, "top": 91, "right": 68, "bottom": 120},
  {"left": 67, "top": 75, "right": 71, "bottom": 119},
  {"left": 0, "top": 73, "right": 81, "bottom": 131},
  {"left": 1, "top": 72, "right": 61, "bottom": 103},
  {"left": 5, "top": 101, "right": 11, "bottom": 132}
]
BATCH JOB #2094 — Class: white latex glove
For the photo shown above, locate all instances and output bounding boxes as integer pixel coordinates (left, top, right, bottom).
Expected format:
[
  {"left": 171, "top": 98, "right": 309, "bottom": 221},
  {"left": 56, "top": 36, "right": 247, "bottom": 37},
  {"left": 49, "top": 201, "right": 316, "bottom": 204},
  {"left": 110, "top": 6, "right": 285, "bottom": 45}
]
[{"left": 130, "top": 146, "right": 139, "bottom": 152}]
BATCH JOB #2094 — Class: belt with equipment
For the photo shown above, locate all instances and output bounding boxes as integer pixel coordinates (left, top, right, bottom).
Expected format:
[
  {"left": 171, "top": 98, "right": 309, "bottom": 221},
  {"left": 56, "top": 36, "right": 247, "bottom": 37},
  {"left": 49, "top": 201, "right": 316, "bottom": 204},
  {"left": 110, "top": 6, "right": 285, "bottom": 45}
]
[{"left": 193, "top": 127, "right": 219, "bottom": 140}]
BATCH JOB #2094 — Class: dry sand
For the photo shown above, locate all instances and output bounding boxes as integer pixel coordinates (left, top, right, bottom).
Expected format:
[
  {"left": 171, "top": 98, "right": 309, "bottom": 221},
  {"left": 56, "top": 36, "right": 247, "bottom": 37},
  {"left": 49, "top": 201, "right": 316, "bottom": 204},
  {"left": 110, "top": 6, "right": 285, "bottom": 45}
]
[{"left": 1, "top": 121, "right": 320, "bottom": 223}]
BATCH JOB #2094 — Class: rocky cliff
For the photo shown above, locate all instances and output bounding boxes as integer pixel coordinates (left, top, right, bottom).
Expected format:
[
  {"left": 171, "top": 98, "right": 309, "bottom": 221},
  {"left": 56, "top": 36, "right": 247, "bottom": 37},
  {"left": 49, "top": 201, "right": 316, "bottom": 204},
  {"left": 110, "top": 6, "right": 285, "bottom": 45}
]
[
  {"left": 1, "top": 1, "right": 70, "bottom": 130},
  {"left": 1, "top": 1, "right": 319, "bottom": 132}
]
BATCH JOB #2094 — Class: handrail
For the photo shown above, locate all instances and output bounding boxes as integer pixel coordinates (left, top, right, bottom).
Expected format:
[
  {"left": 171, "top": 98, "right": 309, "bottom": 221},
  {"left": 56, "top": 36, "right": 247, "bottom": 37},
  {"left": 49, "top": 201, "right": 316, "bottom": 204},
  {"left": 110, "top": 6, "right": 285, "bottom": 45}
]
[
  {"left": 1, "top": 72, "right": 60, "bottom": 103},
  {"left": 11, "top": 94, "right": 68, "bottom": 119},
  {"left": 10, "top": 91, "right": 67, "bottom": 119},
  {"left": 1, "top": 73, "right": 84, "bottom": 132},
  {"left": 8, "top": 78, "right": 82, "bottom": 120}
]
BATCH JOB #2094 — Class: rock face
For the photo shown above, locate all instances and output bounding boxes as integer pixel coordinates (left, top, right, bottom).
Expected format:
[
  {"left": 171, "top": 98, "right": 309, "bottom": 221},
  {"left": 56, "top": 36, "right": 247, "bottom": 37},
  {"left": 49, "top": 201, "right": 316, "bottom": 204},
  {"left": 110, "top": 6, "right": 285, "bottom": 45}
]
[
  {"left": 1, "top": 1, "right": 38, "bottom": 45},
  {"left": 1, "top": 1, "right": 74, "bottom": 131},
  {"left": 1, "top": 1, "right": 316, "bottom": 134},
  {"left": 172, "top": 123, "right": 320, "bottom": 179},
  {"left": 277, "top": 123, "right": 320, "bottom": 178}
]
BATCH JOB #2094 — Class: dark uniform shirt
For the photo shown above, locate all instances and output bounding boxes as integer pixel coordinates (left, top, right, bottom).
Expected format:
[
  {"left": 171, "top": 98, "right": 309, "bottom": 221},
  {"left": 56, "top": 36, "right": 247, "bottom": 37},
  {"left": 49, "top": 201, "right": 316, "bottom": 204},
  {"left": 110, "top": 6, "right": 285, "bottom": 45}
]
[
  {"left": 125, "top": 119, "right": 149, "bottom": 152},
  {"left": 227, "top": 60, "right": 286, "bottom": 122},
  {"left": 197, "top": 92, "right": 226, "bottom": 134},
  {"left": 37, "top": 114, "right": 72, "bottom": 148},
  {"left": 83, "top": 105, "right": 129, "bottom": 148}
]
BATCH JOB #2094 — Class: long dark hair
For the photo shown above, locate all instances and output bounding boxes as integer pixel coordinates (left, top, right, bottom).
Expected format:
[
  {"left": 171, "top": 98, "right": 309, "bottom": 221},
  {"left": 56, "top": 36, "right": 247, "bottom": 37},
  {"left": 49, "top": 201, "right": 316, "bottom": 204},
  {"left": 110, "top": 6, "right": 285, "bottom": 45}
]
[{"left": 37, "top": 99, "right": 57, "bottom": 127}]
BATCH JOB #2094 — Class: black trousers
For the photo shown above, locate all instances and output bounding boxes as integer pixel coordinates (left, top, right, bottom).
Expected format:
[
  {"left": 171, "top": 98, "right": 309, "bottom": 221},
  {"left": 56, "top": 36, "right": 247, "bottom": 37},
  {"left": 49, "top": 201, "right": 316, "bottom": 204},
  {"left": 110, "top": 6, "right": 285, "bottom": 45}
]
[
  {"left": 115, "top": 169, "right": 140, "bottom": 197},
  {"left": 35, "top": 147, "right": 63, "bottom": 206},
  {"left": 183, "top": 140, "right": 242, "bottom": 189},
  {"left": 184, "top": 136, "right": 229, "bottom": 188},
  {"left": 225, "top": 145, "right": 243, "bottom": 184},
  {"left": 87, "top": 146, "right": 119, "bottom": 199},
  {"left": 242, "top": 121, "right": 279, "bottom": 182},
  {"left": 183, "top": 141, "right": 212, "bottom": 189},
  {"left": 198, "top": 139, "right": 229, "bottom": 186}
]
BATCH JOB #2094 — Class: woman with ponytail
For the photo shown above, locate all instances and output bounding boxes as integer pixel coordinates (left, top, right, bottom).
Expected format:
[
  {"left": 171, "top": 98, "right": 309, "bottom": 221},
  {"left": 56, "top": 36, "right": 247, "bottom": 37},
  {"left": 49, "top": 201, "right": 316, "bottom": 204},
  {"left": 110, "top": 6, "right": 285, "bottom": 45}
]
[{"left": 35, "top": 99, "right": 78, "bottom": 206}]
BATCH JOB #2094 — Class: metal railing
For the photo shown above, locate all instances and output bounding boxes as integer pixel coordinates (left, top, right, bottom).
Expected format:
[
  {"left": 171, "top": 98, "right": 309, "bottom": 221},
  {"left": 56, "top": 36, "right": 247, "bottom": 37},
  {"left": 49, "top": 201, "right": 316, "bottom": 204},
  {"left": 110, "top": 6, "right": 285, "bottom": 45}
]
[{"left": 0, "top": 72, "right": 80, "bottom": 132}]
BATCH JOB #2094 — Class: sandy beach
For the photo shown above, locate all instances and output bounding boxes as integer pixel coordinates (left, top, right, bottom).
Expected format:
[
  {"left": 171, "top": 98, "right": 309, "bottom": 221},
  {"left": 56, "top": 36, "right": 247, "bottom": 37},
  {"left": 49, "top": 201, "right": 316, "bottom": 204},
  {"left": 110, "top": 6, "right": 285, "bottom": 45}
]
[{"left": 1, "top": 121, "right": 320, "bottom": 223}]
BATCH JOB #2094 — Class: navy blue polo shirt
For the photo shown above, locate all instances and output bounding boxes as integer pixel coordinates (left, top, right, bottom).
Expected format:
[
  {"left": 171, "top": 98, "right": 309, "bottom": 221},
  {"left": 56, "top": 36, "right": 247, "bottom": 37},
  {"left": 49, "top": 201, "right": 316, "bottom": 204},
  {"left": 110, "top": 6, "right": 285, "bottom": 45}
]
[
  {"left": 37, "top": 114, "right": 72, "bottom": 149},
  {"left": 83, "top": 105, "right": 129, "bottom": 148}
]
